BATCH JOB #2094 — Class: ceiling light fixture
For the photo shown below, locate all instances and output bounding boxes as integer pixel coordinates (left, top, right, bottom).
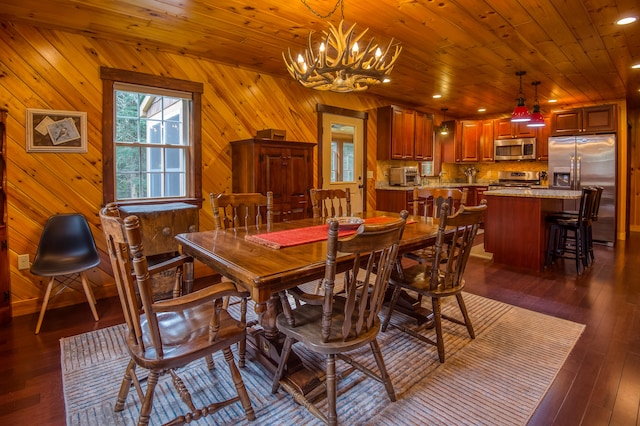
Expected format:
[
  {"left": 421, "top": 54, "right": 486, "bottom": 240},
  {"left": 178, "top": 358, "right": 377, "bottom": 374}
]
[
  {"left": 511, "top": 71, "right": 531, "bottom": 122},
  {"left": 616, "top": 16, "right": 637, "bottom": 25},
  {"left": 440, "top": 108, "right": 449, "bottom": 135},
  {"left": 527, "top": 81, "right": 545, "bottom": 127},
  {"left": 283, "top": 0, "right": 402, "bottom": 92}
]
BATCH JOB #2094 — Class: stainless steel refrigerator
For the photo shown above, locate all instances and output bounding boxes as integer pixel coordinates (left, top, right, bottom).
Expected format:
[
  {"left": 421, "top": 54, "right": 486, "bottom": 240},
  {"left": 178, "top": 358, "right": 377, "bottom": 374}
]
[{"left": 548, "top": 134, "right": 616, "bottom": 244}]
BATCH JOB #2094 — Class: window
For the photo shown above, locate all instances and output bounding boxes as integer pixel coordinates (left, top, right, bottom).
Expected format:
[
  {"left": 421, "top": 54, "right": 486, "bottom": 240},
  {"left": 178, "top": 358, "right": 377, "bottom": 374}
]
[{"left": 101, "top": 68, "right": 203, "bottom": 206}]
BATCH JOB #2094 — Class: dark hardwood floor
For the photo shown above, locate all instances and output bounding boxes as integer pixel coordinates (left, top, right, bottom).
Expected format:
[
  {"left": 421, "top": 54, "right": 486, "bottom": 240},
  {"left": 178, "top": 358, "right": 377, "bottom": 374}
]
[{"left": 0, "top": 233, "right": 638, "bottom": 425}]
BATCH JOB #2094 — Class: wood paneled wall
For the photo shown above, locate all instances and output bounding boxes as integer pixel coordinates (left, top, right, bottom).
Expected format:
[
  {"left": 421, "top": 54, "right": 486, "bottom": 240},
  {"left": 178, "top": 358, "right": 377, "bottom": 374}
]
[
  {"left": 630, "top": 107, "right": 640, "bottom": 232},
  {"left": 0, "top": 20, "right": 635, "bottom": 317},
  {"left": 0, "top": 21, "right": 391, "bottom": 316}
]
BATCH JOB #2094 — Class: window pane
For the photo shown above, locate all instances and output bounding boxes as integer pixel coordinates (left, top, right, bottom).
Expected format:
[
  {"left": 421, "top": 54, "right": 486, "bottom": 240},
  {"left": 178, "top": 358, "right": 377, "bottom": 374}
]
[
  {"left": 165, "top": 172, "right": 185, "bottom": 197},
  {"left": 115, "top": 118, "right": 139, "bottom": 143},
  {"left": 113, "top": 85, "right": 191, "bottom": 201},
  {"left": 116, "top": 146, "right": 141, "bottom": 172}
]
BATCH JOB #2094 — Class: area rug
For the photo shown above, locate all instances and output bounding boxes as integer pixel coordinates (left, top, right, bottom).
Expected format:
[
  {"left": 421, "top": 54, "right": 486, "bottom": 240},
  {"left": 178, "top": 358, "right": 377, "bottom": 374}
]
[{"left": 61, "top": 293, "right": 584, "bottom": 425}]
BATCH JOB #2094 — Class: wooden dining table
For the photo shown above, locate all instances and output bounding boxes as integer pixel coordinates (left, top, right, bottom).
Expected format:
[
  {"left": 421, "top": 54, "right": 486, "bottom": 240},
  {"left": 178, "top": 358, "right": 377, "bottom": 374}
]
[{"left": 175, "top": 210, "right": 441, "bottom": 395}]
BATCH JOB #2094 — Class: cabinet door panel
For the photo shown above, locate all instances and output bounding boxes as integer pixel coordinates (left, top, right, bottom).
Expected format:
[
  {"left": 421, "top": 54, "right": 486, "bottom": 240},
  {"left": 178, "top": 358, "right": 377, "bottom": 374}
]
[
  {"left": 261, "top": 147, "right": 286, "bottom": 216},
  {"left": 414, "top": 111, "right": 434, "bottom": 160},
  {"left": 480, "top": 120, "right": 494, "bottom": 161},
  {"left": 459, "top": 121, "right": 479, "bottom": 162},
  {"left": 494, "top": 119, "right": 514, "bottom": 139},
  {"left": 583, "top": 105, "right": 616, "bottom": 132},
  {"left": 286, "top": 147, "right": 311, "bottom": 220},
  {"left": 551, "top": 109, "right": 582, "bottom": 135}
]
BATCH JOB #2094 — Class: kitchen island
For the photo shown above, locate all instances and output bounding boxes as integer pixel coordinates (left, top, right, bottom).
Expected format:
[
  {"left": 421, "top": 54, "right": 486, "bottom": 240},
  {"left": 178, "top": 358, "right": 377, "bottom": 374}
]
[{"left": 484, "top": 188, "right": 581, "bottom": 272}]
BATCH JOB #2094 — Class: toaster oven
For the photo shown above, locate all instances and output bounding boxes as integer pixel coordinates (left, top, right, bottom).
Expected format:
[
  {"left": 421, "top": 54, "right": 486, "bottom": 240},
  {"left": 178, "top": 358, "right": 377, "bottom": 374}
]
[{"left": 389, "top": 166, "right": 418, "bottom": 186}]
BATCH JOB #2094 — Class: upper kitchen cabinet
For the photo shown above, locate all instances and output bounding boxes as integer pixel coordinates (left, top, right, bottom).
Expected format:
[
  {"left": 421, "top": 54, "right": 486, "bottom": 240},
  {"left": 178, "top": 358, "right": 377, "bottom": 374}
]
[
  {"left": 438, "top": 120, "right": 457, "bottom": 164},
  {"left": 453, "top": 120, "right": 494, "bottom": 163},
  {"left": 231, "top": 138, "right": 315, "bottom": 222},
  {"left": 414, "top": 111, "right": 434, "bottom": 161},
  {"left": 551, "top": 104, "right": 617, "bottom": 135},
  {"left": 456, "top": 121, "right": 480, "bottom": 162},
  {"left": 377, "top": 105, "right": 434, "bottom": 161},
  {"left": 494, "top": 118, "right": 537, "bottom": 139},
  {"left": 536, "top": 117, "right": 551, "bottom": 161}
]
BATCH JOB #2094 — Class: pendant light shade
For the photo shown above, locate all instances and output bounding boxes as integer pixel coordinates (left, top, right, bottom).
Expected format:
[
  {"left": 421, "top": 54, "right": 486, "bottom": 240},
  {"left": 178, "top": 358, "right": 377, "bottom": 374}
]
[
  {"left": 511, "top": 71, "right": 531, "bottom": 122},
  {"left": 440, "top": 108, "right": 449, "bottom": 135},
  {"left": 527, "top": 81, "right": 546, "bottom": 127}
]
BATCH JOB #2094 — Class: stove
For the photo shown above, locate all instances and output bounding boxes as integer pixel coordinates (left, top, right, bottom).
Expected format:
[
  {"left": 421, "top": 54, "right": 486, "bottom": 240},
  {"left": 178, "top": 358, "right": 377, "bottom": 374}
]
[{"left": 488, "top": 171, "right": 540, "bottom": 190}]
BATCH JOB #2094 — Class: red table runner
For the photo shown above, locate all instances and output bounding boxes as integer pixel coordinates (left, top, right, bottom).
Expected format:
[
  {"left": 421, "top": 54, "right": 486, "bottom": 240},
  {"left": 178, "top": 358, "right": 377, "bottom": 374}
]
[{"left": 245, "top": 216, "right": 406, "bottom": 249}]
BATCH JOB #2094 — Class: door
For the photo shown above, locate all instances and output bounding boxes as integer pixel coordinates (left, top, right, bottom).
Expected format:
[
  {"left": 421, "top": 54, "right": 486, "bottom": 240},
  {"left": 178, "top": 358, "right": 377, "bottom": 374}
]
[
  {"left": 577, "top": 135, "right": 616, "bottom": 243},
  {"left": 321, "top": 113, "right": 365, "bottom": 213}
]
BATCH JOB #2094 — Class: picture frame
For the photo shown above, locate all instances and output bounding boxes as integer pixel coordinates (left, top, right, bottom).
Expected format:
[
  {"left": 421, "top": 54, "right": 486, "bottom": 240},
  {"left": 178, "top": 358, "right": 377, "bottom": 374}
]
[{"left": 26, "top": 109, "right": 88, "bottom": 153}]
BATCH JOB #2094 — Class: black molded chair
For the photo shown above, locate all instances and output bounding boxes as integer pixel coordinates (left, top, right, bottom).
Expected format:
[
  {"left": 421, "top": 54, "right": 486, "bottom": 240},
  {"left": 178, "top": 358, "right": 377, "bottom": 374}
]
[{"left": 31, "top": 214, "right": 100, "bottom": 334}]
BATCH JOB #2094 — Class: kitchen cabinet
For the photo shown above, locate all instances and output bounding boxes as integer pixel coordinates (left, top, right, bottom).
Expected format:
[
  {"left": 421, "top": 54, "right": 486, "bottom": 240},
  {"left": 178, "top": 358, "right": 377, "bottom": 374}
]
[
  {"left": 377, "top": 105, "right": 434, "bottom": 161},
  {"left": 480, "top": 120, "right": 494, "bottom": 162},
  {"left": 475, "top": 186, "right": 488, "bottom": 205},
  {"left": 414, "top": 111, "right": 435, "bottom": 161},
  {"left": 455, "top": 120, "right": 494, "bottom": 163},
  {"left": 0, "top": 109, "right": 8, "bottom": 324},
  {"left": 456, "top": 121, "right": 480, "bottom": 162},
  {"left": 439, "top": 120, "right": 457, "bottom": 164},
  {"left": 376, "top": 189, "right": 414, "bottom": 213},
  {"left": 536, "top": 116, "right": 551, "bottom": 160},
  {"left": 494, "top": 118, "right": 537, "bottom": 139},
  {"left": 551, "top": 104, "right": 616, "bottom": 135},
  {"left": 231, "top": 138, "right": 315, "bottom": 222}
]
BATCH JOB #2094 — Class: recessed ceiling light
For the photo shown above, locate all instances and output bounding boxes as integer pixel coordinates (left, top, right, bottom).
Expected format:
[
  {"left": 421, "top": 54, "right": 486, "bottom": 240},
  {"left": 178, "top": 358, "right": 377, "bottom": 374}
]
[
  {"left": 477, "top": 108, "right": 486, "bottom": 112},
  {"left": 616, "top": 16, "right": 637, "bottom": 25},
  {"left": 632, "top": 63, "right": 640, "bottom": 69},
  {"left": 432, "top": 94, "right": 442, "bottom": 99},
  {"left": 548, "top": 99, "right": 558, "bottom": 103}
]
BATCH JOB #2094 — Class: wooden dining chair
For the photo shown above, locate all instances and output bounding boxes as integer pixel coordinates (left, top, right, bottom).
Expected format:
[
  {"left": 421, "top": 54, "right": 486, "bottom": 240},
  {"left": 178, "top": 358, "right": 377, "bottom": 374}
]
[
  {"left": 211, "top": 191, "right": 273, "bottom": 310},
  {"left": 406, "top": 186, "right": 468, "bottom": 264},
  {"left": 271, "top": 211, "right": 409, "bottom": 426},
  {"left": 310, "top": 188, "right": 352, "bottom": 219},
  {"left": 382, "top": 201, "right": 487, "bottom": 363},
  {"left": 211, "top": 191, "right": 273, "bottom": 231},
  {"left": 99, "top": 204, "right": 256, "bottom": 425}
]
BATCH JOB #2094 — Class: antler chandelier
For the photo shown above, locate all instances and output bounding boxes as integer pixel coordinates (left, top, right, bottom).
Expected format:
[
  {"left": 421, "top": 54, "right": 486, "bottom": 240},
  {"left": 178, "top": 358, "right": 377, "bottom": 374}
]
[{"left": 283, "top": 1, "right": 402, "bottom": 92}]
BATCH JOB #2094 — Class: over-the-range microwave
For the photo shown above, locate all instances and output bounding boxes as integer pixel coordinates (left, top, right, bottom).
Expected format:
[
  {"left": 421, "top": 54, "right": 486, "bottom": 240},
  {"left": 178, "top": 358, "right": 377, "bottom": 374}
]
[{"left": 494, "top": 138, "right": 536, "bottom": 161}]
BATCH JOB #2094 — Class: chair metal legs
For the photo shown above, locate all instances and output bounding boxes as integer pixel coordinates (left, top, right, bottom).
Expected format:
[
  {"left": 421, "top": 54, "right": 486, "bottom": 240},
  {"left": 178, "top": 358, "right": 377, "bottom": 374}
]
[{"left": 35, "top": 272, "right": 99, "bottom": 334}]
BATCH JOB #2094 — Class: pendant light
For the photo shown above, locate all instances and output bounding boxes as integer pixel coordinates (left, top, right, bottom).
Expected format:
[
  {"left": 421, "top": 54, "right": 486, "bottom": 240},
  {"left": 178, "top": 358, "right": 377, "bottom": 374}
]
[
  {"left": 527, "top": 81, "right": 545, "bottom": 127},
  {"left": 511, "top": 71, "right": 531, "bottom": 122},
  {"left": 440, "top": 108, "right": 449, "bottom": 135}
]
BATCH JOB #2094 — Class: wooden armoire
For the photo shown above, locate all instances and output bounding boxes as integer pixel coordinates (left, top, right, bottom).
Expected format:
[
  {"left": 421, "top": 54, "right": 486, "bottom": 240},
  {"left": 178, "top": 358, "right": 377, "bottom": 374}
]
[{"left": 230, "top": 138, "right": 315, "bottom": 222}]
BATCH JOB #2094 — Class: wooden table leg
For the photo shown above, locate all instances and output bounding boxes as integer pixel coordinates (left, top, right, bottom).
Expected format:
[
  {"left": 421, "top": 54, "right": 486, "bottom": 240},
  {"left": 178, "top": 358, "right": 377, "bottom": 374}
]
[{"left": 246, "top": 295, "right": 322, "bottom": 396}]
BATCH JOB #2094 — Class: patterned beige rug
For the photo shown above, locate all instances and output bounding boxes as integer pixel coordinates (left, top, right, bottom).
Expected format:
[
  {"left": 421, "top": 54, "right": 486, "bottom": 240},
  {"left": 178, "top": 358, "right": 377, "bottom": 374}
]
[{"left": 61, "top": 293, "right": 584, "bottom": 425}]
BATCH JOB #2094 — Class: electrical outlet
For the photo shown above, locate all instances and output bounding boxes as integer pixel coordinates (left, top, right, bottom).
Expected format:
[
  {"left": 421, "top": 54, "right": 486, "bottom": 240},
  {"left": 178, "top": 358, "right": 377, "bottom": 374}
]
[{"left": 18, "top": 254, "right": 30, "bottom": 270}]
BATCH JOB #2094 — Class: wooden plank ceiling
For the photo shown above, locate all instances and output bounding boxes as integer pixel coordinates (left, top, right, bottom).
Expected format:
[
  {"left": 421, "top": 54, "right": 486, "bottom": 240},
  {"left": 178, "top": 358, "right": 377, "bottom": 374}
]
[{"left": 0, "top": 0, "right": 638, "bottom": 118}]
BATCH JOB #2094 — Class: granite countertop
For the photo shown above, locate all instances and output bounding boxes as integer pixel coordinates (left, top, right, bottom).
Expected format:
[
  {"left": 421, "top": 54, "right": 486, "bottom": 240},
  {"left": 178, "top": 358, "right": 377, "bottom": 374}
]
[
  {"left": 377, "top": 182, "right": 492, "bottom": 191},
  {"left": 484, "top": 188, "right": 581, "bottom": 199}
]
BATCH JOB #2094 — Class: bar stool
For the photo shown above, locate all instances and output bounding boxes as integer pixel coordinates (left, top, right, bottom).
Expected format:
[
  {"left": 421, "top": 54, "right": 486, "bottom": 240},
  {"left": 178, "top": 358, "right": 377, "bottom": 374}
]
[{"left": 544, "top": 187, "right": 597, "bottom": 275}]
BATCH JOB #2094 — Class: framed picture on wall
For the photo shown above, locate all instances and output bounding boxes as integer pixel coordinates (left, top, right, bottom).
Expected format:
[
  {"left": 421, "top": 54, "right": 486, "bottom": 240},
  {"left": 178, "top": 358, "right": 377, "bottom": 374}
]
[{"left": 26, "top": 109, "right": 88, "bottom": 153}]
